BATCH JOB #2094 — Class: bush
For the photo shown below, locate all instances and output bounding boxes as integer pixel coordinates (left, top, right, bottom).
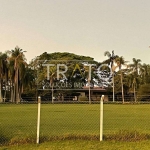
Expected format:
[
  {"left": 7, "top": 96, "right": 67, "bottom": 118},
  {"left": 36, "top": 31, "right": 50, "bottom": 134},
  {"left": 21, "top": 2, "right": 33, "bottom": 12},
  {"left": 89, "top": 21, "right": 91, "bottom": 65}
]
[{"left": 79, "top": 96, "right": 88, "bottom": 101}]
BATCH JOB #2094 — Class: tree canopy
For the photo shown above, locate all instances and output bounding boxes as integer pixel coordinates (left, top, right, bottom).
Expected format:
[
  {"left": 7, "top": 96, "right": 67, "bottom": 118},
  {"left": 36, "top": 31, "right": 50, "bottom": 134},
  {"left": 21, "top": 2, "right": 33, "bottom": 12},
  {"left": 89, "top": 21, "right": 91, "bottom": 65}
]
[{"left": 0, "top": 47, "right": 150, "bottom": 103}]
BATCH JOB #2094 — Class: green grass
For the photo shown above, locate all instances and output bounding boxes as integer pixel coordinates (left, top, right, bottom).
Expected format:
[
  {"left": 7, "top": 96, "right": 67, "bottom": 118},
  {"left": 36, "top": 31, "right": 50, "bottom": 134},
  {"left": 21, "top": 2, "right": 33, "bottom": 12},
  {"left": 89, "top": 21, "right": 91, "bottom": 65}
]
[
  {"left": 0, "top": 103, "right": 150, "bottom": 149},
  {"left": 1, "top": 140, "right": 150, "bottom": 150}
]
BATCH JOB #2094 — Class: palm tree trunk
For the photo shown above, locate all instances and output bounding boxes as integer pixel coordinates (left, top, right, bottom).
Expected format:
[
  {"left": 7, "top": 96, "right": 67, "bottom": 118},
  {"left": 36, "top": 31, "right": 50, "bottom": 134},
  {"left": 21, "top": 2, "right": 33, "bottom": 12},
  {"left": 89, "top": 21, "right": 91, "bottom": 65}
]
[
  {"left": 11, "top": 86, "right": 14, "bottom": 103},
  {"left": 16, "top": 68, "right": 20, "bottom": 104},
  {"left": 134, "top": 83, "right": 136, "bottom": 102},
  {"left": 0, "top": 79, "right": 3, "bottom": 102},
  {"left": 89, "top": 85, "right": 91, "bottom": 104},
  {"left": 50, "top": 75, "right": 54, "bottom": 104},
  {"left": 52, "top": 84, "right": 54, "bottom": 104},
  {"left": 3, "top": 81, "right": 7, "bottom": 102},
  {"left": 120, "top": 72, "right": 124, "bottom": 104},
  {"left": 88, "top": 79, "right": 91, "bottom": 104},
  {"left": 112, "top": 72, "right": 115, "bottom": 102}
]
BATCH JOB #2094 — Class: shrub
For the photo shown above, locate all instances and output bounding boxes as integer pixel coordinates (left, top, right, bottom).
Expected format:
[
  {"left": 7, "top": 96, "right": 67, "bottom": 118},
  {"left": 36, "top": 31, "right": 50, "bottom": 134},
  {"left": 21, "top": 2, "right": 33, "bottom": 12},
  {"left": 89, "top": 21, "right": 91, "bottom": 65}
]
[{"left": 79, "top": 96, "right": 88, "bottom": 101}]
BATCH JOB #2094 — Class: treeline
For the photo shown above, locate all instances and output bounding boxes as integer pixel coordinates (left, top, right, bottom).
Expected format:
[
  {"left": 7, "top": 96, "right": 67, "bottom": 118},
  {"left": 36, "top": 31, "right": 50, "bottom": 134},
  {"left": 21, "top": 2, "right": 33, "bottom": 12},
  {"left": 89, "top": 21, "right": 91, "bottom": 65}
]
[{"left": 0, "top": 46, "right": 150, "bottom": 103}]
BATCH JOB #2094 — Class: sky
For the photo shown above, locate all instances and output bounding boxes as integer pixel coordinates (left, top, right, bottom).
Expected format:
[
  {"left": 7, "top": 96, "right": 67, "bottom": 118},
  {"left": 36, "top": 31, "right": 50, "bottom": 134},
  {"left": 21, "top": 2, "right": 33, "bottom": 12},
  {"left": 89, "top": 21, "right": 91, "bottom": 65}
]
[{"left": 1, "top": 0, "right": 150, "bottom": 64}]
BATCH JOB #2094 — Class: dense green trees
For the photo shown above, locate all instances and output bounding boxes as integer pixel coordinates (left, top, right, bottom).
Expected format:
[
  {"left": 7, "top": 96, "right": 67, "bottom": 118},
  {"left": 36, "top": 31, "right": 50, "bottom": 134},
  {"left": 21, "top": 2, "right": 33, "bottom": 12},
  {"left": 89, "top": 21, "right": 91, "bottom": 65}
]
[
  {"left": 0, "top": 46, "right": 33, "bottom": 103},
  {"left": 0, "top": 52, "right": 8, "bottom": 102},
  {"left": 104, "top": 52, "right": 150, "bottom": 102},
  {"left": 8, "top": 46, "right": 27, "bottom": 103},
  {"left": 0, "top": 48, "right": 150, "bottom": 103}
]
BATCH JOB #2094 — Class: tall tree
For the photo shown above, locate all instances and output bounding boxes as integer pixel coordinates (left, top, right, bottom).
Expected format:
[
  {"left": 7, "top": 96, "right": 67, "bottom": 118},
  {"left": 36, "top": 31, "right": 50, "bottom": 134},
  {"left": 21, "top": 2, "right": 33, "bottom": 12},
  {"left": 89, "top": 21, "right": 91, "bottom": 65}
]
[
  {"left": 104, "top": 50, "right": 117, "bottom": 102},
  {"left": 129, "top": 58, "right": 142, "bottom": 102},
  {"left": 0, "top": 52, "right": 8, "bottom": 102},
  {"left": 104, "top": 50, "right": 117, "bottom": 70},
  {"left": 9, "top": 46, "right": 27, "bottom": 103},
  {"left": 131, "top": 58, "right": 141, "bottom": 75},
  {"left": 139, "top": 64, "right": 150, "bottom": 84},
  {"left": 115, "top": 56, "right": 128, "bottom": 104}
]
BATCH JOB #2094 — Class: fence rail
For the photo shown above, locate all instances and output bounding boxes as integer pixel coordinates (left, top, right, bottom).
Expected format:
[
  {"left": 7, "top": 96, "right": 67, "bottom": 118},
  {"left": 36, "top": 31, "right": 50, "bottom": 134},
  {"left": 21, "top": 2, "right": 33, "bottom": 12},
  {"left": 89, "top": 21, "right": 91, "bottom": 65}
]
[{"left": 2, "top": 94, "right": 150, "bottom": 104}]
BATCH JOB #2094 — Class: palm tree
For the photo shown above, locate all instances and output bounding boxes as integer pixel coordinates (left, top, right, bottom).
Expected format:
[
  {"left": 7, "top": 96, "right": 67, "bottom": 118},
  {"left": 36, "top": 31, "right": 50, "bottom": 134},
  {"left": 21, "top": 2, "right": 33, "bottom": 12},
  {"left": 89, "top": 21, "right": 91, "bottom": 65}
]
[
  {"left": 139, "top": 64, "right": 150, "bottom": 84},
  {"left": 9, "top": 46, "right": 27, "bottom": 103},
  {"left": 104, "top": 50, "right": 117, "bottom": 102},
  {"left": 131, "top": 58, "right": 141, "bottom": 75},
  {"left": 115, "top": 56, "right": 128, "bottom": 104},
  {"left": 129, "top": 58, "right": 142, "bottom": 102}
]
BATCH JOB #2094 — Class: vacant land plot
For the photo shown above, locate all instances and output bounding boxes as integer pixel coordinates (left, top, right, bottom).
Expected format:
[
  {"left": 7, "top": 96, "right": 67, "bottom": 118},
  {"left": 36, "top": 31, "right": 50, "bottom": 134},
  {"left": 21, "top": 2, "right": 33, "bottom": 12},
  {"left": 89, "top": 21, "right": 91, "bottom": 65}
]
[{"left": 0, "top": 103, "right": 150, "bottom": 148}]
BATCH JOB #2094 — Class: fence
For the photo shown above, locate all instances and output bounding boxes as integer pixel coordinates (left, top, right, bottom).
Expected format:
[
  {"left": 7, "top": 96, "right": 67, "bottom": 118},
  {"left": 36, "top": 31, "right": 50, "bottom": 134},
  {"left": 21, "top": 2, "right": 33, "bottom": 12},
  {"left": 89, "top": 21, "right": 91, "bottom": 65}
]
[
  {"left": 0, "top": 95, "right": 150, "bottom": 145},
  {"left": 2, "top": 94, "right": 150, "bottom": 104}
]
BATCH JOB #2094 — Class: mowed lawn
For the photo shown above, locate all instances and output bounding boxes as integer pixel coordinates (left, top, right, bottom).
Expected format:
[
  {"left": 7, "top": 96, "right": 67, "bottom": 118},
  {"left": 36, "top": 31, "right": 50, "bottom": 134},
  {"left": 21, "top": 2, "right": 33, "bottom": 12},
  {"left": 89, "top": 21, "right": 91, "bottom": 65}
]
[{"left": 0, "top": 103, "right": 150, "bottom": 149}]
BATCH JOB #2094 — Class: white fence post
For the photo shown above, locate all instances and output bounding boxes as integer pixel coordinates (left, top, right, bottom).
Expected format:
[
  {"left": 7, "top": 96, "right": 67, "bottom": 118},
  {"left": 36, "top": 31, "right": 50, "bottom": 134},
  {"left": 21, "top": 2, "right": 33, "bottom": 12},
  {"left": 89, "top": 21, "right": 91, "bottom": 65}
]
[
  {"left": 100, "top": 95, "right": 104, "bottom": 141},
  {"left": 37, "top": 96, "right": 41, "bottom": 144}
]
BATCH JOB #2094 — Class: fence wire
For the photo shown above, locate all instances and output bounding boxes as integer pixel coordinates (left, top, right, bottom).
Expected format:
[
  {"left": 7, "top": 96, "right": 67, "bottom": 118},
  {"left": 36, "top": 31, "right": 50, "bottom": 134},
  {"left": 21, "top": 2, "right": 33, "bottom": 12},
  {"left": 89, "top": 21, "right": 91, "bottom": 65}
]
[{"left": 0, "top": 95, "right": 150, "bottom": 145}]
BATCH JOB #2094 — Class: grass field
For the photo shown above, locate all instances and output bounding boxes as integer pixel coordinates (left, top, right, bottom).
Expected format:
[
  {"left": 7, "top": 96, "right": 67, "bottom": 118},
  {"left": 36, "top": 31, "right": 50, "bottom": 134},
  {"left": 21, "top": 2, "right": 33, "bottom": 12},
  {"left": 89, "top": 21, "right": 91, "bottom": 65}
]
[{"left": 0, "top": 103, "right": 150, "bottom": 149}]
